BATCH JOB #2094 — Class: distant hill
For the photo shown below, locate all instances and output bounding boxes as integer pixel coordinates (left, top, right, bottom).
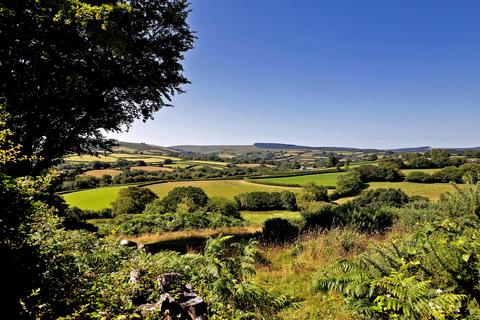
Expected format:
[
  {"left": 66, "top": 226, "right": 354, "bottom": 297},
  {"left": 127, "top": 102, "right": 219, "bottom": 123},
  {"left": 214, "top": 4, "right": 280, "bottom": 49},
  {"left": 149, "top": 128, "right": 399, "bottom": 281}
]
[
  {"left": 133, "top": 141, "right": 480, "bottom": 155},
  {"left": 253, "top": 143, "right": 381, "bottom": 153},
  {"left": 254, "top": 143, "right": 480, "bottom": 154},
  {"left": 114, "top": 140, "right": 179, "bottom": 154},
  {"left": 169, "top": 145, "right": 258, "bottom": 154}
]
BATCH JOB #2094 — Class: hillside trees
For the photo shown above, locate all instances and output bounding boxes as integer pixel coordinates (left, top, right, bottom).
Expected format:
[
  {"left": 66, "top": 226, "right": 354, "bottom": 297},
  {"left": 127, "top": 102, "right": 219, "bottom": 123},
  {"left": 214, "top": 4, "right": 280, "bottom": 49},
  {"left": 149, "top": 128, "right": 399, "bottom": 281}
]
[
  {"left": 111, "top": 186, "right": 158, "bottom": 215},
  {"left": 0, "top": 0, "right": 195, "bottom": 176}
]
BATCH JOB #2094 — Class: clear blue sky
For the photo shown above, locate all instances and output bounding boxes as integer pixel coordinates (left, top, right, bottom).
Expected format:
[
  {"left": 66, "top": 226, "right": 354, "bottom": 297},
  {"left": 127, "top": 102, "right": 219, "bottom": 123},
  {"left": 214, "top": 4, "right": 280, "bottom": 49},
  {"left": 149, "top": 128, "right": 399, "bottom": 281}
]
[{"left": 108, "top": 0, "right": 480, "bottom": 148}]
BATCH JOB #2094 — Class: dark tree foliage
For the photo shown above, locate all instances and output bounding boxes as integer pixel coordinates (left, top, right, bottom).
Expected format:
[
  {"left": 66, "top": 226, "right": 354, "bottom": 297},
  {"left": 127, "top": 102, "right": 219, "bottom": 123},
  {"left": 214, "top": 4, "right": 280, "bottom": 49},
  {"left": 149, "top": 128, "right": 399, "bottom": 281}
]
[
  {"left": 350, "top": 188, "right": 409, "bottom": 209},
  {"left": 351, "top": 164, "right": 404, "bottom": 182},
  {"left": 111, "top": 186, "right": 158, "bottom": 215},
  {"left": 0, "top": 0, "right": 195, "bottom": 175},
  {"left": 144, "top": 186, "right": 209, "bottom": 214},
  {"left": 261, "top": 218, "right": 299, "bottom": 244},
  {"left": 235, "top": 191, "right": 297, "bottom": 211}
]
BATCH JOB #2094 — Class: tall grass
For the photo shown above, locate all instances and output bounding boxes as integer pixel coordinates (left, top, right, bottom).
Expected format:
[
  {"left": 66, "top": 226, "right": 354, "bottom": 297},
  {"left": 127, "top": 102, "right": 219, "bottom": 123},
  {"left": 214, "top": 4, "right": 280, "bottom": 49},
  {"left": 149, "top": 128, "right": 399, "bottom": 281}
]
[{"left": 256, "top": 228, "right": 389, "bottom": 320}]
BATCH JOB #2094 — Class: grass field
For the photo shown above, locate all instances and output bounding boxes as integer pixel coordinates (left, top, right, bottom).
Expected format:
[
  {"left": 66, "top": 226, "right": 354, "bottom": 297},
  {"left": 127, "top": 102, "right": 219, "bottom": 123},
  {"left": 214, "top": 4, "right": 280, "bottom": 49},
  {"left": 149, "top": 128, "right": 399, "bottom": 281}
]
[
  {"left": 65, "top": 153, "right": 181, "bottom": 163},
  {"left": 147, "top": 180, "right": 299, "bottom": 199},
  {"left": 241, "top": 210, "right": 303, "bottom": 226},
  {"left": 367, "top": 181, "right": 459, "bottom": 201},
  {"left": 62, "top": 180, "right": 299, "bottom": 210},
  {"left": 130, "top": 166, "right": 174, "bottom": 172},
  {"left": 163, "top": 162, "right": 195, "bottom": 169},
  {"left": 188, "top": 160, "right": 230, "bottom": 167},
  {"left": 62, "top": 186, "right": 129, "bottom": 210},
  {"left": 251, "top": 172, "right": 345, "bottom": 187},
  {"left": 83, "top": 169, "right": 122, "bottom": 177}
]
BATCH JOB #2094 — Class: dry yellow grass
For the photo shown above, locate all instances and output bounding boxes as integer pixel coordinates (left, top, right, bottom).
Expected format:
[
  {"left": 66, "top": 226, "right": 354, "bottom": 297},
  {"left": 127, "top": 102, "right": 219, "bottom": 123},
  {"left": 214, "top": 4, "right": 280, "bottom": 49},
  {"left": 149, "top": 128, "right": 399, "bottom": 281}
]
[
  {"left": 121, "top": 226, "right": 261, "bottom": 244},
  {"left": 82, "top": 169, "right": 122, "bottom": 177},
  {"left": 130, "top": 165, "right": 174, "bottom": 172},
  {"left": 236, "top": 163, "right": 275, "bottom": 168}
]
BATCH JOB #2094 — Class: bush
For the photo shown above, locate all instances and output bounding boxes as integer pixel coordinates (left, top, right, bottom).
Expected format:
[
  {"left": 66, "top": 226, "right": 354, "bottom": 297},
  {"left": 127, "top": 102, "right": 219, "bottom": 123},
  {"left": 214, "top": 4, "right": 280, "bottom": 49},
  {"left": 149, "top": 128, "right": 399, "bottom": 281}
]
[
  {"left": 302, "top": 205, "right": 336, "bottom": 230},
  {"left": 116, "top": 211, "right": 243, "bottom": 235},
  {"left": 351, "top": 163, "right": 403, "bottom": 182},
  {"left": 406, "top": 171, "right": 433, "bottom": 183},
  {"left": 279, "top": 190, "right": 298, "bottom": 210},
  {"left": 316, "top": 183, "right": 480, "bottom": 319},
  {"left": 350, "top": 188, "right": 409, "bottom": 208},
  {"left": 261, "top": 218, "right": 299, "bottom": 244},
  {"left": 302, "top": 202, "right": 395, "bottom": 233},
  {"left": 298, "top": 182, "right": 329, "bottom": 202},
  {"left": 347, "top": 206, "right": 394, "bottom": 232},
  {"left": 68, "top": 207, "right": 113, "bottom": 220},
  {"left": 336, "top": 171, "right": 364, "bottom": 196},
  {"left": 235, "top": 191, "right": 295, "bottom": 211},
  {"left": 111, "top": 186, "right": 158, "bottom": 215},
  {"left": 146, "top": 186, "right": 209, "bottom": 214},
  {"left": 206, "top": 197, "right": 241, "bottom": 218},
  {"left": 431, "top": 166, "right": 463, "bottom": 183}
]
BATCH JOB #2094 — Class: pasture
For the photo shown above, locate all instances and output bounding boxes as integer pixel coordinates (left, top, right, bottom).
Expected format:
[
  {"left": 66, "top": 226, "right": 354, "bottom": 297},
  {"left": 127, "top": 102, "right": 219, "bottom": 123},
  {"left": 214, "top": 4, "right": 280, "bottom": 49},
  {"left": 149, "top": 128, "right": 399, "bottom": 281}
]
[
  {"left": 130, "top": 166, "right": 174, "bottom": 172},
  {"left": 62, "top": 180, "right": 299, "bottom": 210},
  {"left": 241, "top": 210, "right": 303, "bottom": 226},
  {"left": 367, "top": 181, "right": 459, "bottom": 201},
  {"left": 62, "top": 185, "right": 129, "bottom": 210},
  {"left": 251, "top": 172, "right": 345, "bottom": 187},
  {"left": 83, "top": 169, "right": 122, "bottom": 177},
  {"left": 65, "top": 153, "right": 181, "bottom": 163},
  {"left": 147, "top": 180, "right": 299, "bottom": 199}
]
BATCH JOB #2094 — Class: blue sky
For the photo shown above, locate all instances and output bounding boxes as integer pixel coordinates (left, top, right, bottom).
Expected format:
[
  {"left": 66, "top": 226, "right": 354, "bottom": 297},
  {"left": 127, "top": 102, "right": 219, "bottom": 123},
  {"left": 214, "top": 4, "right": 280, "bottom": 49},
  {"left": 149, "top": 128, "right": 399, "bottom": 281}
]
[{"left": 108, "top": 0, "right": 480, "bottom": 148}]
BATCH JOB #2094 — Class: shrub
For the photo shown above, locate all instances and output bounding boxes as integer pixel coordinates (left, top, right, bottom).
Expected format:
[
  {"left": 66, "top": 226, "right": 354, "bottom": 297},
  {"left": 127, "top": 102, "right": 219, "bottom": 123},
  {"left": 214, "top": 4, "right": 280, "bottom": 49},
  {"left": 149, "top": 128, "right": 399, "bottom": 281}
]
[
  {"left": 302, "top": 202, "right": 395, "bottom": 233},
  {"left": 99, "top": 174, "right": 113, "bottom": 186},
  {"left": 150, "top": 186, "right": 209, "bottom": 214},
  {"left": 351, "top": 163, "right": 403, "bottom": 182},
  {"left": 347, "top": 206, "right": 394, "bottom": 232},
  {"left": 315, "top": 183, "right": 480, "bottom": 319},
  {"left": 302, "top": 205, "right": 336, "bottom": 230},
  {"left": 405, "top": 171, "right": 433, "bottom": 183},
  {"left": 116, "top": 211, "right": 243, "bottom": 235},
  {"left": 409, "top": 155, "right": 434, "bottom": 168},
  {"left": 297, "top": 182, "right": 329, "bottom": 203},
  {"left": 431, "top": 166, "right": 463, "bottom": 183},
  {"left": 261, "top": 218, "right": 299, "bottom": 244},
  {"left": 206, "top": 197, "right": 241, "bottom": 218},
  {"left": 111, "top": 186, "right": 158, "bottom": 215},
  {"left": 350, "top": 188, "right": 409, "bottom": 208},
  {"left": 235, "top": 191, "right": 292, "bottom": 211},
  {"left": 336, "top": 171, "right": 364, "bottom": 196},
  {"left": 279, "top": 190, "right": 298, "bottom": 210},
  {"left": 68, "top": 207, "right": 113, "bottom": 220}
]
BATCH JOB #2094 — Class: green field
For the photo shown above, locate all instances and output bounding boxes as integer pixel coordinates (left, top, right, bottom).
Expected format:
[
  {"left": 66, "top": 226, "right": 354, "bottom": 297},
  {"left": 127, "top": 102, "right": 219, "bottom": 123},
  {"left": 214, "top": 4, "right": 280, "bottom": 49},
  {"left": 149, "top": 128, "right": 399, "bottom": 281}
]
[
  {"left": 251, "top": 172, "right": 345, "bottom": 187},
  {"left": 147, "top": 180, "right": 299, "bottom": 199},
  {"left": 367, "top": 181, "right": 459, "bottom": 201},
  {"left": 241, "top": 210, "right": 303, "bottom": 226},
  {"left": 62, "top": 186, "right": 129, "bottom": 210},
  {"left": 62, "top": 180, "right": 299, "bottom": 210}
]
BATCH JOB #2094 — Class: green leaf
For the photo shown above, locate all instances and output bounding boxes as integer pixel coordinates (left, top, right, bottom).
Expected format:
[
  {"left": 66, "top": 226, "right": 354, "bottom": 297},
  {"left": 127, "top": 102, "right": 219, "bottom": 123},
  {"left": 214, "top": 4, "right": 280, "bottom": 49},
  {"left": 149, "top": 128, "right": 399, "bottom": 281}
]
[{"left": 462, "top": 253, "right": 471, "bottom": 262}]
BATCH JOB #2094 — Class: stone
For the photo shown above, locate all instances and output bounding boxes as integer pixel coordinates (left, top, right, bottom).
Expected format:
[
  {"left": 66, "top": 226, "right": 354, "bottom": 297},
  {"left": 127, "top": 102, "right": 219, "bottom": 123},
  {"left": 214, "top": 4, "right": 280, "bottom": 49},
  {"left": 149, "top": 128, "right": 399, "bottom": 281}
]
[
  {"left": 120, "top": 239, "right": 137, "bottom": 247},
  {"left": 179, "top": 292, "right": 208, "bottom": 320},
  {"left": 157, "top": 272, "right": 182, "bottom": 292}
]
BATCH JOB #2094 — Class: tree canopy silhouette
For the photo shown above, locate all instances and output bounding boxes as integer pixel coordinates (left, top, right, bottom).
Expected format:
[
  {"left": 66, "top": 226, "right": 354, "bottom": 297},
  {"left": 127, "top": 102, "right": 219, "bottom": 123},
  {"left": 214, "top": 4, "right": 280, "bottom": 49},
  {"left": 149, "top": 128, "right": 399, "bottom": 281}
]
[{"left": 0, "top": 0, "right": 194, "bottom": 175}]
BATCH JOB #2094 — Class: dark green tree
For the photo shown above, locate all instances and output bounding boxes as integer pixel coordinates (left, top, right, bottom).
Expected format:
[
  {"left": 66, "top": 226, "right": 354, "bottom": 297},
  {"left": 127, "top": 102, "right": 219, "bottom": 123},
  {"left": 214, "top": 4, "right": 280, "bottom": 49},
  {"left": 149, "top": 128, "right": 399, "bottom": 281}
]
[
  {"left": 0, "top": 0, "right": 194, "bottom": 176},
  {"left": 111, "top": 186, "right": 158, "bottom": 215}
]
